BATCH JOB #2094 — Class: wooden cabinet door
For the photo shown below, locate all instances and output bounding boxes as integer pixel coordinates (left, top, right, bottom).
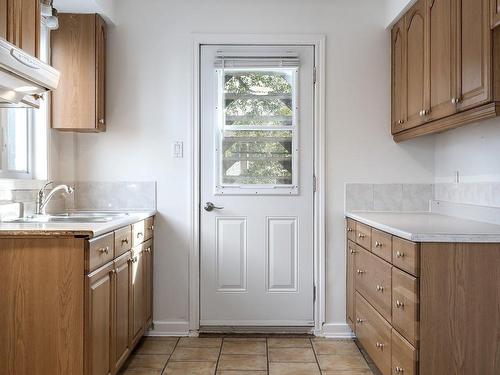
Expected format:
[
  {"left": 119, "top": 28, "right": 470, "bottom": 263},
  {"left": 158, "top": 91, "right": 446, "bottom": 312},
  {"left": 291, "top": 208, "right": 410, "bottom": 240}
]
[
  {"left": 346, "top": 240, "right": 356, "bottom": 332},
  {"left": 16, "top": 0, "right": 39, "bottom": 57},
  {"left": 391, "top": 17, "right": 407, "bottom": 133},
  {"left": 0, "top": 0, "right": 7, "bottom": 39},
  {"left": 456, "top": 0, "right": 491, "bottom": 111},
  {"left": 86, "top": 263, "right": 113, "bottom": 375},
  {"left": 144, "top": 241, "right": 153, "bottom": 327},
  {"left": 492, "top": 0, "right": 500, "bottom": 28},
  {"left": 95, "top": 14, "right": 106, "bottom": 131},
  {"left": 112, "top": 253, "right": 132, "bottom": 373},
  {"left": 426, "top": 0, "right": 457, "bottom": 121},
  {"left": 130, "top": 248, "right": 145, "bottom": 346},
  {"left": 404, "top": 0, "right": 427, "bottom": 130}
]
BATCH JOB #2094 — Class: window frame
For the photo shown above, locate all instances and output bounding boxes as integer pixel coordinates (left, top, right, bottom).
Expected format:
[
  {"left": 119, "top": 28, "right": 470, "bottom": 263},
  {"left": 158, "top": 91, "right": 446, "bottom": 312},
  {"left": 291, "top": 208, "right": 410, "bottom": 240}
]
[{"left": 214, "top": 66, "right": 300, "bottom": 196}]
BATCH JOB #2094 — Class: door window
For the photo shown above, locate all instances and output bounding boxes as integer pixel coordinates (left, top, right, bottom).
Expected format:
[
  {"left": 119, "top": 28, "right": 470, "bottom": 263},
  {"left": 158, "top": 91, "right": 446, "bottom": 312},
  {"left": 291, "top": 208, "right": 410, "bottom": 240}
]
[{"left": 215, "top": 65, "right": 299, "bottom": 195}]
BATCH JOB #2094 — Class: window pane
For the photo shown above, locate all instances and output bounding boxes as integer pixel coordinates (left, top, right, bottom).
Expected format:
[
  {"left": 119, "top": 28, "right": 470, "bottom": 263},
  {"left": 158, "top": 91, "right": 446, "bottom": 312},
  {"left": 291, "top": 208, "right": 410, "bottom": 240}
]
[
  {"left": 224, "top": 70, "right": 294, "bottom": 127},
  {"left": 221, "top": 130, "right": 293, "bottom": 185},
  {"left": 5, "top": 109, "right": 29, "bottom": 172}
]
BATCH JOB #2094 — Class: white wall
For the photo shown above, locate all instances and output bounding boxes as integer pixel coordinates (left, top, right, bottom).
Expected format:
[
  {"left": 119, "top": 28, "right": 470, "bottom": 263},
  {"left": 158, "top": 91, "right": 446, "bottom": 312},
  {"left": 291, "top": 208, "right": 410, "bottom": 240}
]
[
  {"left": 384, "top": 0, "right": 415, "bottom": 28},
  {"left": 434, "top": 118, "right": 500, "bottom": 183},
  {"left": 57, "top": 0, "right": 435, "bottom": 334}
]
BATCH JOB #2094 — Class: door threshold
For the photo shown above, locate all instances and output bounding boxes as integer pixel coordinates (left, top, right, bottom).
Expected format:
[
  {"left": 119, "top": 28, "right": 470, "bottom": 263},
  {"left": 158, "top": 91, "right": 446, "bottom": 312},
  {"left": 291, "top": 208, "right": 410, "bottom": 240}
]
[{"left": 199, "top": 325, "right": 315, "bottom": 335}]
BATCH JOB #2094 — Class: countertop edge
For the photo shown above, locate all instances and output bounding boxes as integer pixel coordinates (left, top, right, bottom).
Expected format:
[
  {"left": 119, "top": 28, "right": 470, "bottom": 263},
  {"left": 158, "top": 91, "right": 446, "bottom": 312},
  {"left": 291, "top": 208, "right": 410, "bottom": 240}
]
[{"left": 345, "top": 211, "right": 500, "bottom": 243}]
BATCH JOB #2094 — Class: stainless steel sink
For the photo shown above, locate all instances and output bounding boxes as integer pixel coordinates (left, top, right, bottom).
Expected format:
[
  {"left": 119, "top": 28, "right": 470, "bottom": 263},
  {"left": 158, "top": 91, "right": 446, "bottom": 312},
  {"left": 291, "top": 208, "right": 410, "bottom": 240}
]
[{"left": 5, "top": 212, "right": 129, "bottom": 223}]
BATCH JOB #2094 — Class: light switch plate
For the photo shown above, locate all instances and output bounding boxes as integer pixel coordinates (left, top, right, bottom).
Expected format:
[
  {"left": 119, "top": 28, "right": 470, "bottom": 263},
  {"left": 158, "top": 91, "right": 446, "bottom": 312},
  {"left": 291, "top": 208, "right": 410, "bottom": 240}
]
[{"left": 173, "top": 141, "right": 183, "bottom": 158}]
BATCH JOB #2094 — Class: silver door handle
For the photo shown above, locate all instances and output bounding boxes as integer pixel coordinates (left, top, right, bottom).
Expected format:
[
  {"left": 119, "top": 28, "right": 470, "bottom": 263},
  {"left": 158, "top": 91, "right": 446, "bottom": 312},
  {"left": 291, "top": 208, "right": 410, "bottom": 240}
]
[{"left": 204, "top": 202, "right": 224, "bottom": 212}]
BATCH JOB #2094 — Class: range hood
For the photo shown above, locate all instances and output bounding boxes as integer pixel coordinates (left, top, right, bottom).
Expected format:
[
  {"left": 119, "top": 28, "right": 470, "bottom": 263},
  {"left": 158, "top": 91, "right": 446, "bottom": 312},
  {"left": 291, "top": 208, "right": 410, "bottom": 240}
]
[{"left": 0, "top": 37, "right": 60, "bottom": 109}]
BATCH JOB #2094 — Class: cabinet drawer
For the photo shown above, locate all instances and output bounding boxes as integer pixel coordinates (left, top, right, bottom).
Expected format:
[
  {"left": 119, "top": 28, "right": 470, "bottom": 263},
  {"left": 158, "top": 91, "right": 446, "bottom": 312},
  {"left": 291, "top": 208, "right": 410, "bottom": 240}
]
[
  {"left": 132, "top": 217, "right": 154, "bottom": 247},
  {"left": 87, "top": 232, "right": 114, "bottom": 272},
  {"left": 114, "top": 225, "right": 132, "bottom": 257},
  {"left": 346, "top": 218, "right": 356, "bottom": 242},
  {"left": 356, "top": 246, "right": 392, "bottom": 322},
  {"left": 392, "top": 329, "right": 418, "bottom": 375},
  {"left": 356, "top": 222, "right": 372, "bottom": 249},
  {"left": 393, "top": 237, "right": 420, "bottom": 276},
  {"left": 392, "top": 268, "right": 419, "bottom": 347},
  {"left": 372, "top": 229, "right": 392, "bottom": 262},
  {"left": 356, "top": 292, "right": 392, "bottom": 375}
]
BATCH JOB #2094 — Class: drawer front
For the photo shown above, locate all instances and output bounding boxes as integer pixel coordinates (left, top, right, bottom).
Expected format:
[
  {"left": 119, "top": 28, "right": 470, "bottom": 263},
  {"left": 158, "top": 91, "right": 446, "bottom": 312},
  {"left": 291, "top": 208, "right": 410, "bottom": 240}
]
[
  {"left": 132, "top": 217, "right": 154, "bottom": 247},
  {"left": 356, "top": 246, "right": 392, "bottom": 322},
  {"left": 393, "top": 237, "right": 420, "bottom": 276},
  {"left": 114, "top": 225, "right": 132, "bottom": 257},
  {"left": 356, "top": 292, "right": 392, "bottom": 375},
  {"left": 356, "top": 222, "right": 372, "bottom": 249},
  {"left": 392, "top": 267, "right": 419, "bottom": 346},
  {"left": 392, "top": 329, "right": 418, "bottom": 375},
  {"left": 371, "top": 229, "right": 392, "bottom": 263},
  {"left": 346, "top": 218, "right": 356, "bottom": 242},
  {"left": 88, "top": 232, "right": 114, "bottom": 271}
]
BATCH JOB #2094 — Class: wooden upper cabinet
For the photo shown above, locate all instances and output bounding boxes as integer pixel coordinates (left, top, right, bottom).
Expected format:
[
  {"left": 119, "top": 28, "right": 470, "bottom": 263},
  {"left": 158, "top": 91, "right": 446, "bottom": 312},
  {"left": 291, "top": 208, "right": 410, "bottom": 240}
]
[
  {"left": 404, "top": 0, "right": 426, "bottom": 130},
  {"left": 456, "top": 0, "right": 491, "bottom": 110},
  {"left": 391, "top": 18, "right": 407, "bottom": 133},
  {"left": 427, "top": 0, "right": 456, "bottom": 122},
  {"left": 492, "top": 0, "right": 500, "bottom": 28},
  {"left": 0, "top": 0, "right": 40, "bottom": 57},
  {"left": 51, "top": 13, "right": 107, "bottom": 132}
]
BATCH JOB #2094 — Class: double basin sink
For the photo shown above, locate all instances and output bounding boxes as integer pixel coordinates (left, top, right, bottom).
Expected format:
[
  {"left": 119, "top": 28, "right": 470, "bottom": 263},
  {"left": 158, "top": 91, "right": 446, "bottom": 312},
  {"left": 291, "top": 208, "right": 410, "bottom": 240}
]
[{"left": 5, "top": 212, "right": 129, "bottom": 223}]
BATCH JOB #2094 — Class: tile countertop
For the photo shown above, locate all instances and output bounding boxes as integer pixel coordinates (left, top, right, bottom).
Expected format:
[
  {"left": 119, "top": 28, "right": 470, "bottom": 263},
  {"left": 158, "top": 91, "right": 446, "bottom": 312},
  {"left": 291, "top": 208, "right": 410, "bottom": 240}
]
[
  {"left": 0, "top": 211, "right": 156, "bottom": 238},
  {"left": 345, "top": 211, "right": 500, "bottom": 243}
]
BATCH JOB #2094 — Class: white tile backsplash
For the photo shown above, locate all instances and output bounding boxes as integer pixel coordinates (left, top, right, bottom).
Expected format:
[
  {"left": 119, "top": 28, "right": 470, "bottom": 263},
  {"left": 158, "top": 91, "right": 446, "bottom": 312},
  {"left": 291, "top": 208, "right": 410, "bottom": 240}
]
[{"left": 373, "top": 184, "right": 403, "bottom": 211}]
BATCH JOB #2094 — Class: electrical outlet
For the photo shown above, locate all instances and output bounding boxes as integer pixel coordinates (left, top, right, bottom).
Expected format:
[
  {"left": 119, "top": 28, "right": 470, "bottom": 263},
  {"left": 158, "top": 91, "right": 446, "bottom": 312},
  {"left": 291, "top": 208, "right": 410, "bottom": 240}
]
[
  {"left": 173, "top": 141, "right": 183, "bottom": 158},
  {"left": 454, "top": 170, "right": 460, "bottom": 183}
]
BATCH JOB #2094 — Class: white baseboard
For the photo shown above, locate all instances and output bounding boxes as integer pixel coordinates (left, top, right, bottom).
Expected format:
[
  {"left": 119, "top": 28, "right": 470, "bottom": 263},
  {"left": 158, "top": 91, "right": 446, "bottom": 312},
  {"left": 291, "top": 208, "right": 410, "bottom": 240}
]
[
  {"left": 145, "top": 320, "right": 190, "bottom": 337},
  {"left": 318, "top": 323, "right": 355, "bottom": 339}
]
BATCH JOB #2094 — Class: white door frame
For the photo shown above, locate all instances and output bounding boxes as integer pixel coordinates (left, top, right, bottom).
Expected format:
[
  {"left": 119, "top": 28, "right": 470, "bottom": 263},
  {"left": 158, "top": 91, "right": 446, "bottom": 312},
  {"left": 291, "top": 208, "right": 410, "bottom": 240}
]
[{"left": 190, "top": 33, "right": 326, "bottom": 335}]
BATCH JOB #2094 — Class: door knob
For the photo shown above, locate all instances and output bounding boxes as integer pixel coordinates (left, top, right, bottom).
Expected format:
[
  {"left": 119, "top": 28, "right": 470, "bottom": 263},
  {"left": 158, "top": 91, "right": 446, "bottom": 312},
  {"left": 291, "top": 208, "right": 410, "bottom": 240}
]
[{"left": 204, "top": 202, "right": 224, "bottom": 212}]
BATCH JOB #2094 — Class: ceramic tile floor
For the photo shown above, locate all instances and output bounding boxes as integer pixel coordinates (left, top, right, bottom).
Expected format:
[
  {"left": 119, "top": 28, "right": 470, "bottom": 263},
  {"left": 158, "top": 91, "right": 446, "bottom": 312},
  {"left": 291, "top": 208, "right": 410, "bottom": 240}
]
[{"left": 119, "top": 336, "right": 376, "bottom": 375}]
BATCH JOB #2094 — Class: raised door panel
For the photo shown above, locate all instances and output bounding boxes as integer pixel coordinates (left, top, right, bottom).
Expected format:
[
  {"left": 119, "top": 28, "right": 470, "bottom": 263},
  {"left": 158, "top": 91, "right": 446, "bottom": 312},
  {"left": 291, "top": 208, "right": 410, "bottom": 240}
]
[
  {"left": 95, "top": 14, "right": 106, "bottom": 131},
  {"left": 130, "top": 248, "right": 145, "bottom": 345},
  {"left": 113, "top": 253, "right": 132, "bottom": 373},
  {"left": 86, "top": 263, "right": 113, "bottom": 375},
  {"left": 404, "top": 0, "right": 426, "bottom": 130},
  {"left": 427, "top": 0, "right": 456, "bottom": 121},
  {"left": 346, "top": 240, "right": 357, "bottom": 331},
  {"left": 17, "top": 0, "right": 39, "bottom": 57},
  {"left": 51, "top": 14, "right": 96, "bottom": 130},
  {"left": 392, "top": 18, "right": 407, "bottom": 133},
  {"left": 492, "top": 0, "right": 500, "bottom": 28},
  {"left": 456, "top": 0, "right": 491, "bottom": 111}
]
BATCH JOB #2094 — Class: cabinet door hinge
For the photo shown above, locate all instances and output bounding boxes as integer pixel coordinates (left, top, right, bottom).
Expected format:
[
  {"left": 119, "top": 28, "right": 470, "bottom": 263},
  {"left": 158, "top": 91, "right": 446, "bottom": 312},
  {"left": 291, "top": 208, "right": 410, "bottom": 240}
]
[
  {"left": 313, "top": 175, "right": 317, "bottom": 192},
  {"left": 313, "top": 66, "right": 317, "bottom": 84},
  {"left": 313, "top": 284, "right": 317, "bottom": 303}
]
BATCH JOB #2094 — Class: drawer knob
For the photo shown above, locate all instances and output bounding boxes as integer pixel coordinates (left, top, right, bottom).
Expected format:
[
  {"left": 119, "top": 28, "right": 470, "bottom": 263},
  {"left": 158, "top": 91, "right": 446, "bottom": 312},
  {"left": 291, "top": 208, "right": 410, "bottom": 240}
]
[
  {"left": 149, "top": 225, "right": 154, "bottom": 231},
  {"left": 376, "top": 285, "right": 384, "bottom": 292},
  {"left": 356, "top": 318, "right": 364, "bottom": 324},
  {"left": 137, "top": 232, "right": 144, "bottom": 239},
  {"left": 121, "top": 238, "right": 129, "bottom": 245},
  {"left": 99, "top": 246, "right": 109, "bottom": 254},
  {"left": 398, "top": 119, "right": 405, "bottom": 125},
  {"left": 358, "top": 233, "right": 365, "bottom": 239},
  {"left": 396, "top": 251, "right": 405, "bottom": 258},
  {"left": 356, "top": 269, "right": 366, "bottom": 275},
  {"left": 396, "top": 300, "right": 405, "bottom": 308},
  {"left": 131, "top": 256, "right": 138, "bottom": 263},
  {"left": 376, "top": 342, "right": 385, "bottom": 349},
  {"left": 375, "top": 241, "right": 383, "bottom": 248},
  {"left": 347, "top": 227, "right": 353, "bottom": 233},
  {"left": 146, "top": 247, "right": 152, "bottom": 253},
  {"left": 349, "top": 248, "right": 356, "bottom": 254},
  {"left": 395, "top": 366, "right": 404, "bottom": 373}
]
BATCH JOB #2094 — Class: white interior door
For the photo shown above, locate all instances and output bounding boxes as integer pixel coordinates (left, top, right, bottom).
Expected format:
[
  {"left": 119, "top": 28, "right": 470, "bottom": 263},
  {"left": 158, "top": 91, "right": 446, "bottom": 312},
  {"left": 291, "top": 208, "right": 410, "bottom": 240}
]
[{"left": 200, "top": 45, "right": 315, "bottom": 326}]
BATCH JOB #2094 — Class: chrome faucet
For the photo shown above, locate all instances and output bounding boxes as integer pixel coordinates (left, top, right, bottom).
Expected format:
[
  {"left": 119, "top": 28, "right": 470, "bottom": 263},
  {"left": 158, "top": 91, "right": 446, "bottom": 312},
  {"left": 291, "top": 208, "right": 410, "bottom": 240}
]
[{"left": 36, "top": 181, "right": 75, "bottom": 215}]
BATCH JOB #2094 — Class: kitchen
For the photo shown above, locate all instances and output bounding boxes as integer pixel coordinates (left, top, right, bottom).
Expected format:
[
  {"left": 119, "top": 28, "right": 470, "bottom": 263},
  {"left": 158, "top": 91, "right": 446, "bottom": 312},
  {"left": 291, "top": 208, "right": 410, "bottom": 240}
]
[{"left": 0, "top": 0, "right": 499, "bottom": 374}]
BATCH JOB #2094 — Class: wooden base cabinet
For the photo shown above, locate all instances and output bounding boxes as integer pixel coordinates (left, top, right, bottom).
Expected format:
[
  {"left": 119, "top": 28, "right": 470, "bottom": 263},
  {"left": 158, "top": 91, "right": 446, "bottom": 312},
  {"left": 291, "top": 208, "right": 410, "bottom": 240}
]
[
  {"left": 346, "top": 218, "right": 500, "bottom": 375},
  {"left": 0, "top": 216, "right": 155, "bottom": 375}
]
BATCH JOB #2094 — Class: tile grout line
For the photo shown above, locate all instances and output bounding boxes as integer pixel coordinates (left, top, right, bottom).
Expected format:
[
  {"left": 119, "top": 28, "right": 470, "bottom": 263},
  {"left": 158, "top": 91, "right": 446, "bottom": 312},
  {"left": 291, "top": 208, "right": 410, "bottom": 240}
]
[
  {"left": 309, "top": 338, "right": 323, "bottom": 375},
  {"left": 266, "top": 338, "right": 270, "bottom": 374},
  {"left": 160, "top": 337, "right": 180, "bottom": 375}
]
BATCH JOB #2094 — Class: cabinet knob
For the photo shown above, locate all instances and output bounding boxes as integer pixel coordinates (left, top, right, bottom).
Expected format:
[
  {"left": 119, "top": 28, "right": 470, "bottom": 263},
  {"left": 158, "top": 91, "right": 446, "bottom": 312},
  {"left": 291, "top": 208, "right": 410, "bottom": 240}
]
[
  {"left": 398, "top": 119, "right": 405, "bottom": 125},
  {"left": 376, "top": 285, "right": 384, "bottom": 292},
  {"left": 356, "top": 269, "right": 366, "bottom": 275},
  {"left": 356, "top": 318, "right": 364, "bottom": 324},
  {"left": 375, "top": 241, "right": 383, "bottom": 248},
  {"left": 137, "top": 232, "right": 144, "bottom": 239},
  {"left": 350, "top": 248, "right": 356, "bottom": 254},
  {"left": 148, "top": 225, "right": 154, "bottom": 231},
  {"left": 376, "top": 342, "right": 385, "bottom": 349},
  {"left": 99, "top": 119, "right": 105, "bottom": 124},
  {"left": 145, "top": 247, "right": 152, "bottom": 253},
  {"left": 396, "top": 300, "right": 405, "bottom": 308},
  {"left": 109, "top": 269, "right": 116, "bottom": 275},
  {"left": 347, "top": 227, "right": 353, "bottom": 233},
  {"left": 396, "top": 251, "right": 405, "bottom": 258},
  {"left": 121, "top": 238, "right": 129, "bottom": 245},
  {"left": 395, "top": 366, "right": 404, "bottom": 373},
  {"left": 99, "top": 246, "right": 109, "bottom": 254},
  {"left": 358, "top": 233, "right": 365, "bottom": 239}
]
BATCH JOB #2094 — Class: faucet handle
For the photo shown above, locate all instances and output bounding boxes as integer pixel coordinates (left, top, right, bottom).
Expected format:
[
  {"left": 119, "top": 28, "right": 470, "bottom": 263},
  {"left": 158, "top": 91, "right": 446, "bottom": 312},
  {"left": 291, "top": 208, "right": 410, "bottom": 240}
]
[{"left": 40, "top": 181, "right": 54, "bottom": 194}]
